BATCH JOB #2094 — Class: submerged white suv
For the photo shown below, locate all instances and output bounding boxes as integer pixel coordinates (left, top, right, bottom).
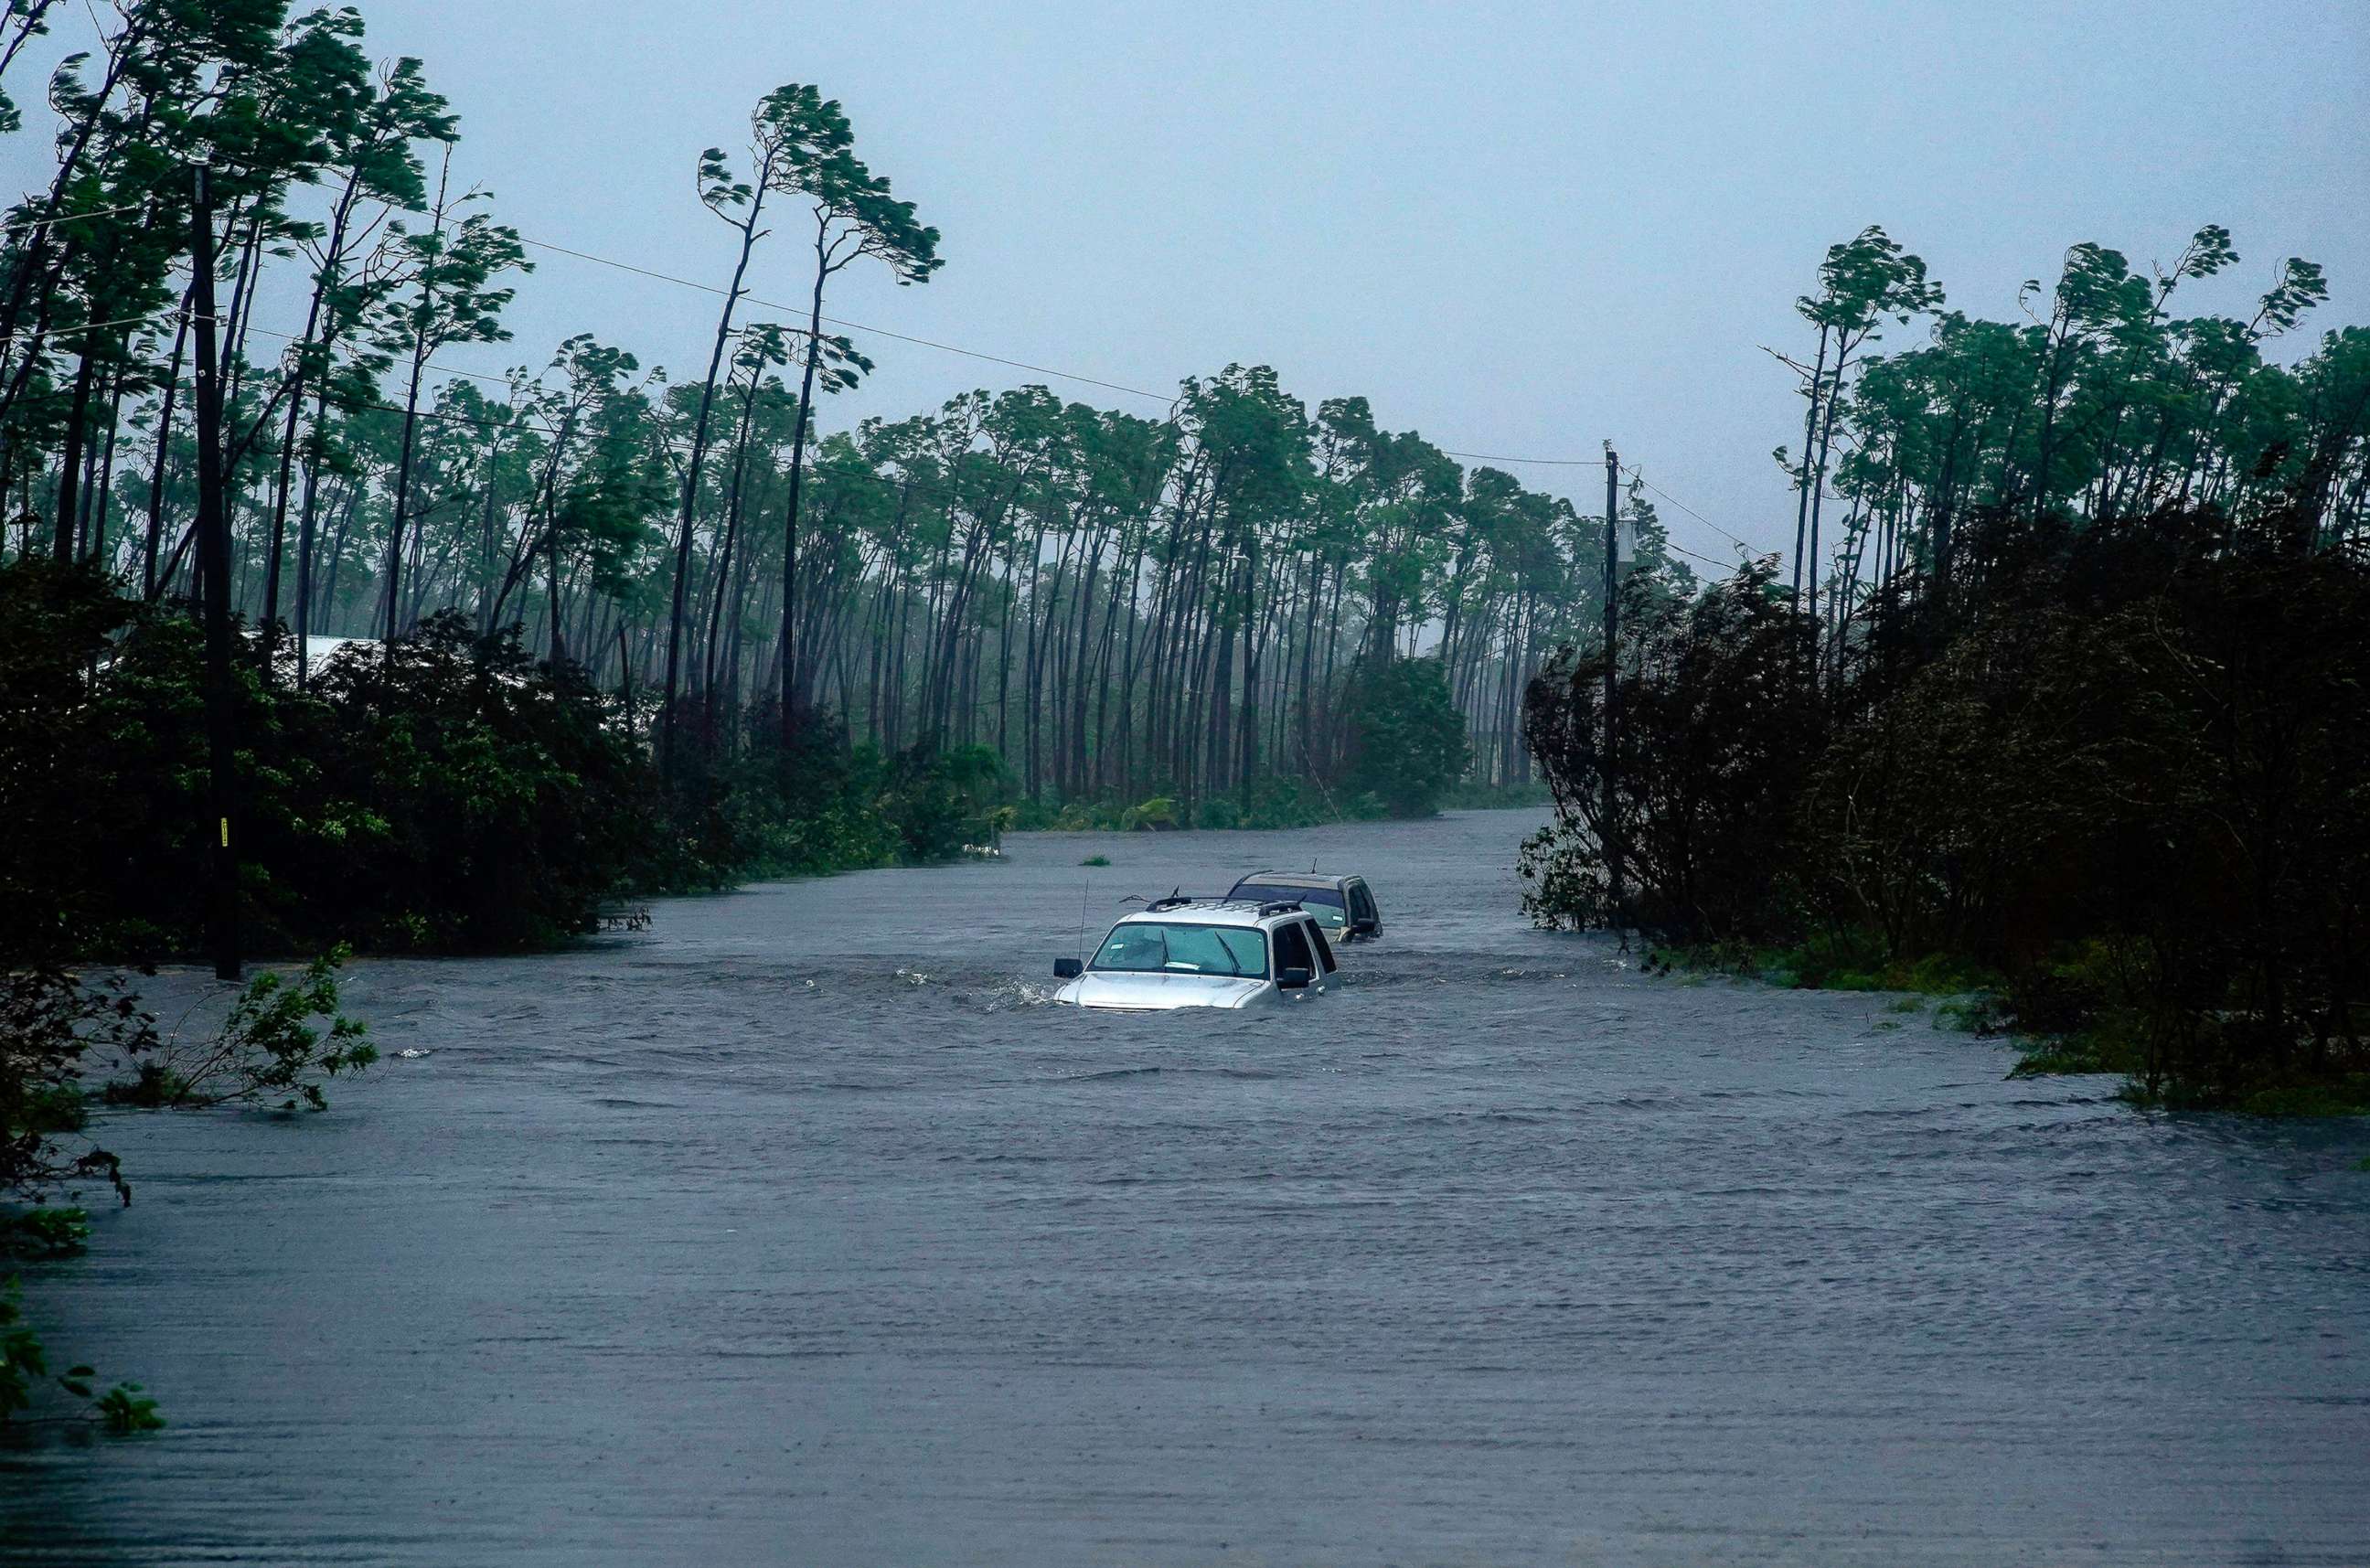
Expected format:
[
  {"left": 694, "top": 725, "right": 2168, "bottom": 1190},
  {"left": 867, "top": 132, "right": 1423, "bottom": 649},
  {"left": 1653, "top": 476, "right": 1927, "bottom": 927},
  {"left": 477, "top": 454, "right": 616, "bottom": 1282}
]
[{"left": 1052, "top": 897, "right": 1339, "bottom": 1011}]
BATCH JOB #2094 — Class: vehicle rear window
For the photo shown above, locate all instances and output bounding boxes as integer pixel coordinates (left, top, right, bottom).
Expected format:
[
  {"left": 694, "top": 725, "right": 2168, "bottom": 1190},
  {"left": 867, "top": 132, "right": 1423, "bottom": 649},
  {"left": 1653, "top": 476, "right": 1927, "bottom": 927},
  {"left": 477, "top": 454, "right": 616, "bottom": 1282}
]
[{"left": 1306, "top": 921, "right": 1337, "bottom": 974}]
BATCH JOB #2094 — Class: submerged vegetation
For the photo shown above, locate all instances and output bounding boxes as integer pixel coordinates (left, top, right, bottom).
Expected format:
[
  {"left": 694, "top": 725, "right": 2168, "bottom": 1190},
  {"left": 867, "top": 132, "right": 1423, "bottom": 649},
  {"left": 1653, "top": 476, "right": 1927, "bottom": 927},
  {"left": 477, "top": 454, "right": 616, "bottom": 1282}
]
[
  {"left": 1522, "top": 226, "right": 2370, "bottom": 1112},
  {"left": 1, "top": 946, "right": 373, "bottom": 1430}
]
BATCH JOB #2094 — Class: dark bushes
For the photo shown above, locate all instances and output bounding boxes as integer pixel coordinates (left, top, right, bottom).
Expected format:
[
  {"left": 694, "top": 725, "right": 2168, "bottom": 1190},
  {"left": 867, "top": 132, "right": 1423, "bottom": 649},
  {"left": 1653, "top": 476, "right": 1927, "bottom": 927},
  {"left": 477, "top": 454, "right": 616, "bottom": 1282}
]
[
  {"left": 1521, "top": 509, "right": 2370, "bottom": 1108},
  {"left": 0, "top": 558, "right": 1009, "bottom": 964},
  {"left": 0, "top": 559, "right": 138, "bottom": 964},
  {"left": 300, "top": 614, "right": 665, "bottom": 950},
  {"left": 1520, "top": 561, "right": 1818, "bottom": 938},
  {"left": 32, "top": 598, "right": 662, "bottom": 956}
]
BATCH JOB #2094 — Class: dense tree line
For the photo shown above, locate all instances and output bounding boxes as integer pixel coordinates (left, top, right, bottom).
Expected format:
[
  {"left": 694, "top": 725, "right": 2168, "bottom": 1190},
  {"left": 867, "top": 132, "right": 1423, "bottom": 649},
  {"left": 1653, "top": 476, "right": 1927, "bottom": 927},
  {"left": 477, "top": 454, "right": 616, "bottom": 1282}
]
[
  {"left": 0, "top": 0, "right": 1677, "bottom": 856},
  {"left": 1524, "top": 225, "right": 2370, "bottom": 1109}
]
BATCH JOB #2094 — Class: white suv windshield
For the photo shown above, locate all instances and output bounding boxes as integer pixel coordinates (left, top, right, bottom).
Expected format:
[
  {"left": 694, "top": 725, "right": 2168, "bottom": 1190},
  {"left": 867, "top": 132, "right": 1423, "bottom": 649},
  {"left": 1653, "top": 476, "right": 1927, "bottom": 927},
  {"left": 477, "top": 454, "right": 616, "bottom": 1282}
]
[{"left": 1093, "top": 922, "right": 1270, "bottom": 977}]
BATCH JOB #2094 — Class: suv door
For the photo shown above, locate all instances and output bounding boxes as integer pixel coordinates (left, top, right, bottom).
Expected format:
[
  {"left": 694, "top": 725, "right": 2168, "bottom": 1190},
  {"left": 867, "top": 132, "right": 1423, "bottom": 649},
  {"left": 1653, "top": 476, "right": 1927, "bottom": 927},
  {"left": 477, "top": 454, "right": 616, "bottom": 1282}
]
[
  {"left": 1347, "top": 880, "right": 1380, "bottom": 937},
  {"left": 1271, "top": 920, "right": 1318, "bottom": 989},
  {"left": 1305, "top": 919, "right": 1338, "bottom": 975}
]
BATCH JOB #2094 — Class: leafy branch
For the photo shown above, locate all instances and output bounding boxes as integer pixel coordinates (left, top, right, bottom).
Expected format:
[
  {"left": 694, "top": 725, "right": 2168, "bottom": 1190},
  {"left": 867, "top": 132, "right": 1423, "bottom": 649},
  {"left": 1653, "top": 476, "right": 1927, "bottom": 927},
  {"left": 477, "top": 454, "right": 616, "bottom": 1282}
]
[{"left": 105, "top": 947, "right": 376, "bottom": 1112}]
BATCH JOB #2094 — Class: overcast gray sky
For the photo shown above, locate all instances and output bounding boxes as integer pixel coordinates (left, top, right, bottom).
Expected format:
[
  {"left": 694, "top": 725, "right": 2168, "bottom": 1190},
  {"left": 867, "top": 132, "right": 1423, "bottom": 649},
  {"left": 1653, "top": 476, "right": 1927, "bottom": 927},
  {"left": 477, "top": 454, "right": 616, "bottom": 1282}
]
[{"left": 10, "top": 1, "right": 2367, "bottom": 564}]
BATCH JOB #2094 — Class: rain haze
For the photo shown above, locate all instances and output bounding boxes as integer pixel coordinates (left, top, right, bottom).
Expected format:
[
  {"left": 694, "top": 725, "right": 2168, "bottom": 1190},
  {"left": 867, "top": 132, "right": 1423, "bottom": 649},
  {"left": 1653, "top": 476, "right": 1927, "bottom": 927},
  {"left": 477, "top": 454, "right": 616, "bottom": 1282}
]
[
  {"left": 6, "top": 4, "right": 2370, "bottom": 1564},
  {"left": 8, "top": 0, "right": 2365, "bottom": 561}
]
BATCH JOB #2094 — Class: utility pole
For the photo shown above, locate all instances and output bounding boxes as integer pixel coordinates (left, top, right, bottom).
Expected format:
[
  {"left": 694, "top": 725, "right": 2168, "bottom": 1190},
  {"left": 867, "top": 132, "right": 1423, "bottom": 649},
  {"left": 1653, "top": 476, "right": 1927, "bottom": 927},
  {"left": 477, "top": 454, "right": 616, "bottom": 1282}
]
[
  {"left": 190, "top": 162, "right": 240, "bottom": 981},
  {"left": 1602, "top": 443, "right": 1624, "bottom": 946}
]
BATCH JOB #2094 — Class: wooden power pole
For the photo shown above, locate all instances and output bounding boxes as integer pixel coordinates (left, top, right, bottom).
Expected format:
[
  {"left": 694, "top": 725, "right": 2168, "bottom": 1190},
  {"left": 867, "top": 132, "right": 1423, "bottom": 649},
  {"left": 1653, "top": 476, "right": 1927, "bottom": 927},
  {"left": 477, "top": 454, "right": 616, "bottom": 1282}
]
[
  {"left": 1602, "top": 443, "right": 1624, "bottom": 944},
  {"left": 190, "top": 163, "right": 240, "bottom": 981}
]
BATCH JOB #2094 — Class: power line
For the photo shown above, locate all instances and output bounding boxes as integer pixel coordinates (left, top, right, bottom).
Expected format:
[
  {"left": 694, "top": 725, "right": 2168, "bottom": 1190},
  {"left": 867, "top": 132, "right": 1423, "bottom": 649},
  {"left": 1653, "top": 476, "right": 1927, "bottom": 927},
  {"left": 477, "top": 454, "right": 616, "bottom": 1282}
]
[
  {"left": 237, "top": 317, "right": 539, "bottom": 396},
  {"left": 4, "top": 307, "right": 179, "bottom": 343},
  {"left": 518, "top": 231, "right": 1627, "bottom": 471},
  {"left": 1439, "top": 449, "right": 1607, "bottom": 468},
  {"left": 10, "top": 4, "right": 1649, "bottom": 480},
  {"left": 66, "top": 224, "right": 1751, "bottom": 559},
  {"left": 47, "top": 225, "right": 1677, "bottom": 505},
  {"left": 209, "top": 325, "right": 1752, "bottom": 578},
  {"left": 1632, "top": 472, "right": 1758, "bottom": 555},
  {"left": 1658, "top": 538, "right": 1738, "bottom": 574},
  {"left": 261, "top": 388, "right": 1756, "bottom": 584},
  {"left": 516, "top": 233, "right": 1180, "bottom": 407},
  {"left": 241, "top": 289, "right": 1673, "bottom": 535},
  {"left": 1, "top": 203, "right": 147, "bottom": 232}
]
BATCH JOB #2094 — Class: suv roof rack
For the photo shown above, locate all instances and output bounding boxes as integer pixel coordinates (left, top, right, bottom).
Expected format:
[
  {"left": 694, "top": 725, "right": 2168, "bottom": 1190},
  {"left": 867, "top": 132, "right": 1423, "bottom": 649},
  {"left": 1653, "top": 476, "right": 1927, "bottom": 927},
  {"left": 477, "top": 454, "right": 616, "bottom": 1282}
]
[{"left": 1138, "top": 894, "right": 1305, "bottom": 918}]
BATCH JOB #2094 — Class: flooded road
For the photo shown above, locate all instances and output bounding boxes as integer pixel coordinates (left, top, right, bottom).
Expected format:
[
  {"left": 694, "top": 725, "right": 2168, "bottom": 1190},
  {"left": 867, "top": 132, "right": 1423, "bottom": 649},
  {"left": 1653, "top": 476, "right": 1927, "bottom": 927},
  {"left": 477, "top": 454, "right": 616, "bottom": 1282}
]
[{"left": 7, "top": 808, "right": 2366, "bottom": 1565}]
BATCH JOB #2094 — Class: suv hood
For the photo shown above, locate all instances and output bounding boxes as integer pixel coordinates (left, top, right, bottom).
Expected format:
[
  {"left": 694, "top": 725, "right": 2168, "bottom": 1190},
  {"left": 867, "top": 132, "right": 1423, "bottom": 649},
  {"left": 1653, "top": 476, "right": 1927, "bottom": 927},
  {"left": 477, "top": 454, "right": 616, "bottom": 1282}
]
[{"left": 1059, "top": 971, "right": 1267, "bottom": 1011}]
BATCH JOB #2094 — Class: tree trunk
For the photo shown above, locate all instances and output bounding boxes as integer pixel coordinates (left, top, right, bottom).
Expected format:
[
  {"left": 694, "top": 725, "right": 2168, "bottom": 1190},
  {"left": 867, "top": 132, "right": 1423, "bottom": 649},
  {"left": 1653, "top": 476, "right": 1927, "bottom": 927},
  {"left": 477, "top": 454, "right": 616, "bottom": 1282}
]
[{"left": 779, "top": 240, "right": 832, "bottom": 744}]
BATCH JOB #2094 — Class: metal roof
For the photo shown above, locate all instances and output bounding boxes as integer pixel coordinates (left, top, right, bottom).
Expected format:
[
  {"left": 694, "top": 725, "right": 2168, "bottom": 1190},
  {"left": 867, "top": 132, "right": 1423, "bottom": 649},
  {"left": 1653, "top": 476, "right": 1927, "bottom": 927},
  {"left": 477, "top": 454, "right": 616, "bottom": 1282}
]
[{"left": 1232, "top": 871, "right": 1353, "bottom": 889}]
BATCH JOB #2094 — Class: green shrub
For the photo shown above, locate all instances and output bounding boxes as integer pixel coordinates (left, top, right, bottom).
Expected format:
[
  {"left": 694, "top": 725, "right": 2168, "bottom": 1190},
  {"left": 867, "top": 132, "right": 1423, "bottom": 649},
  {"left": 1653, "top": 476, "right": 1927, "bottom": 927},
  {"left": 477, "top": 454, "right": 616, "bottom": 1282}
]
[
  {"left": 95, "top": 1381, "right": 163, "bottom": 1434},
  {"left": 1932, "top": 995, "right": 2005, "bottom": 1034},
  {"left": 2229, "top": 1078, "right": 2370, "bottom": 1117},
  {"left": 2010, "top": 1038, "right": 2118, "bottom": 1077},
  {"left": 0, "top": 1276, "right": 45, "bottom": 1423},
  {"left": 4, "top": 1209, "right": 89, "bottom": 1259},
  {"left": 0, "top": 1276, "right": 155, "bottom": 1432},
  {"left": 103, "top": 949, "right": 374, "bottom": 1113},
  {"left": 1119, "top": 795, "right": 1178, "bottom": 831},
  {"left": 1343, "top": 656, "right": 1471, "bottom": 817}
]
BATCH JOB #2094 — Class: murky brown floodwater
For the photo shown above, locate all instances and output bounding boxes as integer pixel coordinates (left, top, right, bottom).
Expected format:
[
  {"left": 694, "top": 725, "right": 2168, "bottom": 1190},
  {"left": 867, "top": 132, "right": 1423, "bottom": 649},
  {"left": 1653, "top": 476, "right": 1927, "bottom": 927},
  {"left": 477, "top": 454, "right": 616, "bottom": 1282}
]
[{"left": 5, "top": 808, "right": 2366, "bottom": 1565}]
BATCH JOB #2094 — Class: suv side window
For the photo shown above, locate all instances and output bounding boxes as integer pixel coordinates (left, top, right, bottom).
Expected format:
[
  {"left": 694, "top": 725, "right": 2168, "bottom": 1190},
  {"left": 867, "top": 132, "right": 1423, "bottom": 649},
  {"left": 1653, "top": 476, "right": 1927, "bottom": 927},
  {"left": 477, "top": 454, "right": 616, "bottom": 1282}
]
[
  {"left": 1349, "top": 882, "right": 1378, "bottom": 930},
  {"left": 1305, "top": 919, "right": 1337, "bottom": 974},
  {"left": 1272, "top": 921, "right": 1315, "bottom": 985}
]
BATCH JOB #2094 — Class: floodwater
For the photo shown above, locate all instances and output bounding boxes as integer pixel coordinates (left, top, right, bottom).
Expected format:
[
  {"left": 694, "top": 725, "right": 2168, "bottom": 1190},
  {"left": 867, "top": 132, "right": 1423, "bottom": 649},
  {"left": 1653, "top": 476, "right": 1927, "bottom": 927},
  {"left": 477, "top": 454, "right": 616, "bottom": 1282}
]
[{"left": 5, "top": 809, "right": 2366, "bottom": 1565}]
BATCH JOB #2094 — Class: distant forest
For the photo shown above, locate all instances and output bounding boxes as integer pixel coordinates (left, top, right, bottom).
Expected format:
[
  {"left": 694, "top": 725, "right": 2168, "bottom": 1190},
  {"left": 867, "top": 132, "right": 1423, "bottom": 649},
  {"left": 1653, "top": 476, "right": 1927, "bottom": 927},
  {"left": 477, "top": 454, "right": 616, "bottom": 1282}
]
[{"left": 0, "top": 0, "right": 1681, "bottom": 831}]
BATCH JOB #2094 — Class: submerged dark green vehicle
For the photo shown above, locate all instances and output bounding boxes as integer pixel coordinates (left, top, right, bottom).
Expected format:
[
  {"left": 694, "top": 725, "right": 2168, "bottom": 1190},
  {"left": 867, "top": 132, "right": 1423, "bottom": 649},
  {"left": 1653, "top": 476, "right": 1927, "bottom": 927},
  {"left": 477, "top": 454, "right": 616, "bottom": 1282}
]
[{"left": 1223, "top": 872, "right": 1382, "bottom": 942}]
